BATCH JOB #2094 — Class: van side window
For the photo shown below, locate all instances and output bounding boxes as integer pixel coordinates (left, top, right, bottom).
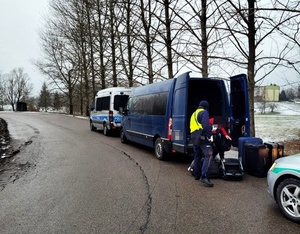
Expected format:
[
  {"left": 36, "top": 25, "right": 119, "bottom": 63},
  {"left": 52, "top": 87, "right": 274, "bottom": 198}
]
[
  {"left": 132, "top": 92, "right": 167, "bottom": 115},
  {"left": 96, "top": 96, "right": 110, "bottom": 111},
  {"left": 153, "top": 92, "right": 168, "bottom": 115},
  {"left": 114, "top": 95, "right": 129, "bottom": 111}
]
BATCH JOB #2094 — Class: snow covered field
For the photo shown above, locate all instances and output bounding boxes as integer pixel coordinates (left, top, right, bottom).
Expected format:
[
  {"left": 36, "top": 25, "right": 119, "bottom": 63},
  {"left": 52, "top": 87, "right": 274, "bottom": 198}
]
[{"left": 255, "top": 102, "right": 300, "bottom": 142}]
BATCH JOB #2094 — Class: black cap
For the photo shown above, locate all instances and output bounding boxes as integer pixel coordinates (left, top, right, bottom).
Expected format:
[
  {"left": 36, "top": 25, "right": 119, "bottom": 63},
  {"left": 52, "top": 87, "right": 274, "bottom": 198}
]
[{"left": 199, "top": 100, "right": 209, "bottom": 110}]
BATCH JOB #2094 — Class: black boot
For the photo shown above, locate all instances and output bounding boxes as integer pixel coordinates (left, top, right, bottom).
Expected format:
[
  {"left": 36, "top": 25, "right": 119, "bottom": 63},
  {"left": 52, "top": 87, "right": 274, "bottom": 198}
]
[{"left": 200, "top": 177, "right": 214, "bottom": 187}]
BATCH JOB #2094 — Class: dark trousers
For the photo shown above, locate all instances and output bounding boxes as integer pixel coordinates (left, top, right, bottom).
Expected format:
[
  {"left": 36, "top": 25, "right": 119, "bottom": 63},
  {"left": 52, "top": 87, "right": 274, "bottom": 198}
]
[
  {"left": 214, "top": 140, "right": 225, "bottom": 159},
  {"left": 193, "top": 141, "right": 213, "bottom": 179}
]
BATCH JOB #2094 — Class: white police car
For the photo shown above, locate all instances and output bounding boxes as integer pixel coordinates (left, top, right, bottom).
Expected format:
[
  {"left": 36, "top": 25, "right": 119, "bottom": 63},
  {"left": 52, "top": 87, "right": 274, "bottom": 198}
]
[{"left": 267, "top": 154, "right": 300, "bottom": 223}]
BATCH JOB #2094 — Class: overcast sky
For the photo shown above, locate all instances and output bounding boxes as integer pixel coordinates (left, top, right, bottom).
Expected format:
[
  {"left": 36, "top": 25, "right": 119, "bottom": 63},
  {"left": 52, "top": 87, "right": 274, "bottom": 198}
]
[
  {"left": 0, "top": 0, "right": 49, "bottom": 96},
  {"left": 0, "top": 0, "right": 298, "bottom": 98}
]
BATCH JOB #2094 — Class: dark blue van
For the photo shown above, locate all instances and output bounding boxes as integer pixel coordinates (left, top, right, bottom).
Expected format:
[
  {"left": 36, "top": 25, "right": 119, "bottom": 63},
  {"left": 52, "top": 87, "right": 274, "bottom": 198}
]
[{"left": 120, "top": 71, "right": 250, "bottom": 160}]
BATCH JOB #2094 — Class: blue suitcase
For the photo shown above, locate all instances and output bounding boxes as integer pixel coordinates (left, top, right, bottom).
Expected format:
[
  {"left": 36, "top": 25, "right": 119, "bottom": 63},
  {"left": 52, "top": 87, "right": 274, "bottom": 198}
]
[{"left": 238, "top": 137, "right": 263, "bottom": 170}]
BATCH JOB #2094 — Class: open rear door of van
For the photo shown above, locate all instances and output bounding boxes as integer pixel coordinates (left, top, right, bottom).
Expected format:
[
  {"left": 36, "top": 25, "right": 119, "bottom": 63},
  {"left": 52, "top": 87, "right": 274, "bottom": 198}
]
[
  {"left": 171, "top": 72, "right": 190, "bottom": 154},
  {"left": 230, "top": 74, "right": 250, "bottom": 147}
]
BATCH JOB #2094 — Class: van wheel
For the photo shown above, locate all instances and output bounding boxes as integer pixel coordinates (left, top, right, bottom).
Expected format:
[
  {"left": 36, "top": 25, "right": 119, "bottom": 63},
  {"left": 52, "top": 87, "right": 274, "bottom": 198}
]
[
  {"left": 154, "top": 138, "right": 167, "bottom": 160},
  {"left": 120, "top": 128, "right": 128, "bottom": 143},
  {"left": 103, "top": 123, "right": 109, "bottom": 136},
  {"left": 90, "top": 121, "right": 96, "bottom": 131}
]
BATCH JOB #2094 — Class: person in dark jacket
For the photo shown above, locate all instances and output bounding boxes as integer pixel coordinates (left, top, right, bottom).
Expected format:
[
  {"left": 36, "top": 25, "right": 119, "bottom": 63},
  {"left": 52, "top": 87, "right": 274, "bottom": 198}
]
[
  {"left": 190, "top": 100, "right": 214, "bottom": 187},
  {"left": 209, "top": 117, "right": 232, "bottom": 160}
]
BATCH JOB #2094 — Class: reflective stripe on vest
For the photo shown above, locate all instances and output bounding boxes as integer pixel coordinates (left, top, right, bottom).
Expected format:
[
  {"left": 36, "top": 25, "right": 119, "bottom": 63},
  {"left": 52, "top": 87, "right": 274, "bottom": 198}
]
[{"left": 190, "top": 108, "right": 204, "bottom": 133}]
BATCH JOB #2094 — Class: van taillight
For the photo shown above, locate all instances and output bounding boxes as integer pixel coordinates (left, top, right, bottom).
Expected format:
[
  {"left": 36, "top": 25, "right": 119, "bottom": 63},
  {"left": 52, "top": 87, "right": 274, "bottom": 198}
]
[
  {"left": 109, "top": 110, "right": 113, "bottom": 122},
  {"left": 167, "top": 118, "right": 172, "bottom": 140}
]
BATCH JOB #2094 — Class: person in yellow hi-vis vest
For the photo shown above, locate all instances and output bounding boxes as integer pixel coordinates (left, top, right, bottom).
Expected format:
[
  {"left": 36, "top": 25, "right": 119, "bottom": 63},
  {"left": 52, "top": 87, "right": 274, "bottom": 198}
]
[{"left": 190, "top": 100, "right": 214, "bottom": 187}]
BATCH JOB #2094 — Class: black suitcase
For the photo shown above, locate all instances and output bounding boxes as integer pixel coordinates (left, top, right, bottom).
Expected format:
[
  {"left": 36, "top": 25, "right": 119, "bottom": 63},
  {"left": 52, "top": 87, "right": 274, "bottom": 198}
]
[
  {"left": 208, "top": 158, "right": 222, "bottom": 179},
  {"left": 264, "top": 142, "right": 280, "bottom": 165},
  {"left": 264, "top": 142, "right": 285, "bottom": 166},
  {"left": 277, "top": 142, "right": 284, "bottom": 157},
  {"left": 238, "top": 137, "right": 263, "bottom": 171},
  {"left": 188, "top": 158, "right": 221, "bottom": 179},
  {"left": 264, "top": 142, "right": 278, "bottom": 165},
  {"left": 220, "top": 158, "right": 244, "bottom": 180},
  {"left": 244, "top": 143, "right": 269, "bottom": 177}
]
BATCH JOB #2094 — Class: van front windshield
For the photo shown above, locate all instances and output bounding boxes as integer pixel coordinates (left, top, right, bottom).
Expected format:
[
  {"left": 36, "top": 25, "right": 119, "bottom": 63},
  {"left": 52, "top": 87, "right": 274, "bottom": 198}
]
[{"left": 114, "top": 95, "right": 129, "bottom": 111}]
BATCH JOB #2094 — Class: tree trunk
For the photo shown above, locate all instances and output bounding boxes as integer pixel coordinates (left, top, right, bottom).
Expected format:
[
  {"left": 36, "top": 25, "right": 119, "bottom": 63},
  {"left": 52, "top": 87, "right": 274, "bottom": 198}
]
[
  {"left": 97, "top": 0, "right": 106, "bottom": 89},
  {"left": 85, "top": 1, "right": 96, "bottom": 97},
  {"left": 11, "top": 102, "right": 15, "bottom": 112},
  {"left": 248, "top": 0, "right": 256, "bottom": 137},
  {"left": 68, "top": 71, "right": 74, "bottom": 115},
  {"left": 140, "top": 0, "right": 154, "bottom": 84},
  {"left": 110, "top": 0, "right": 117, "bottom": 87},
  {"left": 126, "top": 0, "right": 133, "bottom": 87},
  {"left": 164, "top": 0, "right": 173, "bottom": 79},
  {"left": 201, "top": 0, "right": 208, "bottom": 78}
]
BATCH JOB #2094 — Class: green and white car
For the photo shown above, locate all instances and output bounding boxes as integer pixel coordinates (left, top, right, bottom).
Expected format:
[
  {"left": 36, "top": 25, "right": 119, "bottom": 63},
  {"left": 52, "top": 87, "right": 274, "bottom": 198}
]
[{"left": 267, "top": 154, "right": 300, "bottom": 223}]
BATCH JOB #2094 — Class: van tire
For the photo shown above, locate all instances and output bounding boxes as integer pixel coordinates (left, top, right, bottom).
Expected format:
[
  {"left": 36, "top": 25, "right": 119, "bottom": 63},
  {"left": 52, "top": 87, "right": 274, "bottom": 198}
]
[
  {"left": 103, "top": 123, "right": 109, "bottom": 136},
  {"left": 154, "top": 138, "right": 167, "bottom": 160},
  {"left": 120, "top": 128, "right": 128, "bottom": 143},
  {"left": 90, "top": 121, "right": 96, "bottom": 131}
]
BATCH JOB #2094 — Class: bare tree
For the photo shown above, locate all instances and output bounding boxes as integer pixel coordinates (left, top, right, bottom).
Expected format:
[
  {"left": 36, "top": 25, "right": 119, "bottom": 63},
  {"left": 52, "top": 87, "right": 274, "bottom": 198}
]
[
  {"left": 115, "top": 0, "right": 140, "bottom": 87},
  {"left": 35, "top": 0, "right": 300, "bottom": 134},
  {"left": 153, "top": 0, "right": 180, "bottom": 79},
  {"left": 0, "top": 71, "right": 6, "bottom": 110},
  {"left": 95, "top": 0, "right": 109, "bottom": 89},
  {"left": 108, "top": 0, "right": 118, "bottom": 87},
  {"left": 214, "top": 0, "right": 300, "bottom": 136},
  {"left": 74, "top": 0, "right": 91, "bottom": 116},
  {"left": 4, "top": 68, "right": 32, "bottom": 111},
  {"left": 268, "top": 102, "right": 277, "bottom": 112},
  {"left": 169, "top": 0, "right": 228, "bottom": 78},
  {"left": 35, "top": 0, "right": 88, "bottom": 115},
  {"left": 275, "top": 1, "right": 300, "bottom": 76},
  {"left": 124, "top": 0, "right": 161, "bottom": 85},
  {"left": 35, "top": 24, "right": 79, "bottom": 114},
  {"left": 83, "top": 0, "right": 97, "bottom": 97},
  {"left": 160, "top": 0, "right": 174, "bottom": 78},
  {"left": 258, "top": 102, "right": 267, "bottom": 114}
]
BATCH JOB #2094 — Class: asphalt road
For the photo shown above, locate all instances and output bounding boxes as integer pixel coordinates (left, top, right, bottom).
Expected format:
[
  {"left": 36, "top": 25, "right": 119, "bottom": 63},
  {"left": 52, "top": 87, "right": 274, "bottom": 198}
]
[{"left": 0, "top": 112, "right": 299, "bottom": 233}]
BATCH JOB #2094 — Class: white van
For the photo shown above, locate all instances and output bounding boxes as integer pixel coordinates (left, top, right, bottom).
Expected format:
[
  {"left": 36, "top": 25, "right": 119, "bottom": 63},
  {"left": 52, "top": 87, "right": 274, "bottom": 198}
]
[{"left": 90, "top": 87, "right": 132, "bottom": 136}]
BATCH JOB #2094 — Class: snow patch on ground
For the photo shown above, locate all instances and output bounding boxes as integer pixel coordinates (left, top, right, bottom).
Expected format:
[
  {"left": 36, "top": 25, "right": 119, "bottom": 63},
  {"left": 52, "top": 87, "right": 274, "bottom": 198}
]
[{"left": 254, "top": 102, "right": 300, "bottom": 142}]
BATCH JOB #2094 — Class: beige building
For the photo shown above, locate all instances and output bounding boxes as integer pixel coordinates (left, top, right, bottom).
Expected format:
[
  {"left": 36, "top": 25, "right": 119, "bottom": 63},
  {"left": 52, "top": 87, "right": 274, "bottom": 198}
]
[{"left": 254, "top": 85, "right": 280, "bottom": 102}]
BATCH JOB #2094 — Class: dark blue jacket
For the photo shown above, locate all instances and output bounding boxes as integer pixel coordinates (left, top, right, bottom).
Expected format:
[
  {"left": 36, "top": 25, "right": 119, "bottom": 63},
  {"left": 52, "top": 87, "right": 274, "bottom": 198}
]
[{"left": 197, "top": 109, "right": 212, "bottom": 138}]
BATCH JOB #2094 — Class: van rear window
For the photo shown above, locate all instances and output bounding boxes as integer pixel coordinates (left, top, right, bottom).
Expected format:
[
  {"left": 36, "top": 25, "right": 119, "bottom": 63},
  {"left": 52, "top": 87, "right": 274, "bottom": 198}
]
[{"left": 114, "top": 95, "right": 129, "bottom": 111}]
